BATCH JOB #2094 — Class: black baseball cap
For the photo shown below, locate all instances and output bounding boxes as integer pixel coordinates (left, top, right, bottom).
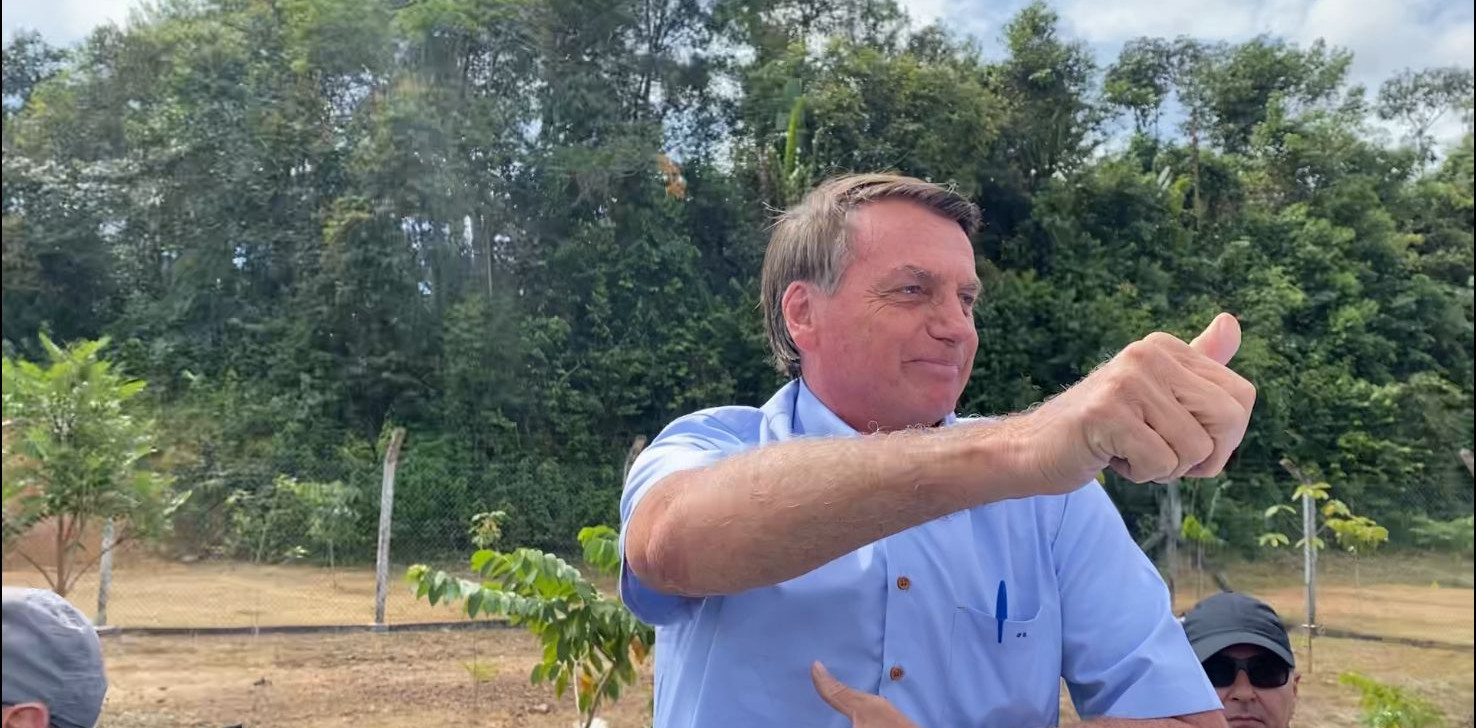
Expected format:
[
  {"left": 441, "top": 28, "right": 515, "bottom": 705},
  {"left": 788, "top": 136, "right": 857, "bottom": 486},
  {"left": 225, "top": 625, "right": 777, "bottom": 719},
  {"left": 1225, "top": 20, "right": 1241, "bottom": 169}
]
[{"left": 1182, "top": 591, "right": 1295, "bottom": 668}]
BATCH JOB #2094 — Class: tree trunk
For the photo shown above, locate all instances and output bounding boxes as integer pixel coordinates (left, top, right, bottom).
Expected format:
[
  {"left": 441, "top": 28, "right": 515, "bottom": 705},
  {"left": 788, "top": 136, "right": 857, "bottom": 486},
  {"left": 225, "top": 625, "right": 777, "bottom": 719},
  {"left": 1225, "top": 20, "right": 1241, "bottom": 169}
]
[
  {"left": 623, "top": 435, "right": 648, "bottom": 483},
  {"left": 1196, "top": 542, "right": 1204, "bottom": 602},
  {"left": 254, "top": 487, "right": 282, "bottom": 565},
  {"left": 583, "top": 663, "right": 618, "bottom": 728}
]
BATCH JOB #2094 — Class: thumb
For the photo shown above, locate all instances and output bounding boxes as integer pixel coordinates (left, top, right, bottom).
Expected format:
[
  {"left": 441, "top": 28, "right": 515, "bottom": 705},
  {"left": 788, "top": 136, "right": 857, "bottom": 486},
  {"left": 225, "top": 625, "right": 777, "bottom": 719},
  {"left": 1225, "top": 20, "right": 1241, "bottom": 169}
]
[
  {"left": 811, "top": 661, "right": 865, "bottom": 718},
  {"left": 1189, "top": 312, "right": 1242, "bottom": 366}
]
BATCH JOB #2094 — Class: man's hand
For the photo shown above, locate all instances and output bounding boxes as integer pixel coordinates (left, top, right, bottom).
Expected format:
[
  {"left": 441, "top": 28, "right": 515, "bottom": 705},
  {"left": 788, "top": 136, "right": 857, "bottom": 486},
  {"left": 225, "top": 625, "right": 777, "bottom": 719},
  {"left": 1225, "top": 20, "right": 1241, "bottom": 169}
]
[
  {"left": 1019, "top": 313, "right": 1256, "bottom": 492},
  {"left": 811, "top": 661, "right": 922, "bottom": 728}
]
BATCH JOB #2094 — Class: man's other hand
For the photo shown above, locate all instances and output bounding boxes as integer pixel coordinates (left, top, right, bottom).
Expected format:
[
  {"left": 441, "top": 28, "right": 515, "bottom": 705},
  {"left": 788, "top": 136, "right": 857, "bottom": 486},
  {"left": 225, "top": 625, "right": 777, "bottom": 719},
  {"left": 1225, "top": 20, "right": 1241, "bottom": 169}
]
[{"left": 811, "top": 661, "right": 922, "bottom": 728}]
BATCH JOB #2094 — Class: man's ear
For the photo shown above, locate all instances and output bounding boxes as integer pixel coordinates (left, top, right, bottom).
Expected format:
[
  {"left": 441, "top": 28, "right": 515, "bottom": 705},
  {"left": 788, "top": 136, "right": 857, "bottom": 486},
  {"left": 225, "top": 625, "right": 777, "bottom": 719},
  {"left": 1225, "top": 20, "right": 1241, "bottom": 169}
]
[
  {"left": 781, "top": 281, "right": 820, "bottom": 353},
  {"left": 3, "top": 703, "right": 52, "bottom": 728},
  {"left": 1292, "top": 671, "right": 1301, "bottom": 697}
]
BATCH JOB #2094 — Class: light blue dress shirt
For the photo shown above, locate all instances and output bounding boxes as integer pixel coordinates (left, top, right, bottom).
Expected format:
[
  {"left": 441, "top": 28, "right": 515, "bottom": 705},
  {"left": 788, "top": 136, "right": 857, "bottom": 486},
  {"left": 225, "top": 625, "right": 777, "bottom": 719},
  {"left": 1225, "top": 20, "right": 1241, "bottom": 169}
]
[{"left": 619, "top": 380, "right": 1220, "bottom": 728}]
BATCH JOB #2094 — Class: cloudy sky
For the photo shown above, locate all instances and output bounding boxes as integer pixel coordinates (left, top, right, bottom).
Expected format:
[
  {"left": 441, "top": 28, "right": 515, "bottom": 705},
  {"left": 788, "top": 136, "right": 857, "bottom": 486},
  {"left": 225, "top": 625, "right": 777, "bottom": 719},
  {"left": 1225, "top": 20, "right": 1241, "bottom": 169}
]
[{"left": 3, "top": 0, "right": 1471, "bottom": 139}]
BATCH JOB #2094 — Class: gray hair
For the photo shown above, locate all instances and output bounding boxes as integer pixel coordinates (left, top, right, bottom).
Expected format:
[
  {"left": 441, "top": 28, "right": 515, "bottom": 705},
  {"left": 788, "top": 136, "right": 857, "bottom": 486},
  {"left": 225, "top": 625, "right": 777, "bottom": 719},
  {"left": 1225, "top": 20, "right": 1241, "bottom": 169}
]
[{"left": 759, "top": 173, "right": 982, "bottom": 378}]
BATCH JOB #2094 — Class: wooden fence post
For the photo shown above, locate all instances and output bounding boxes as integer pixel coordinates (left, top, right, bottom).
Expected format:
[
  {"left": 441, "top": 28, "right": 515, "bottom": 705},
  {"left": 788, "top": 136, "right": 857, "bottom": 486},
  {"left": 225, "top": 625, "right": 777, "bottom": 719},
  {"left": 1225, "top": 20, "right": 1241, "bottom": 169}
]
[
  {"left": 96, "top": 518, "right": 115, "bottom": 626},
  {"left": 374, "top": 428, "right": 407, "bottom": 629},
  {"left": 1279, "top": 457, "right": 1318, "bottom": 673}
]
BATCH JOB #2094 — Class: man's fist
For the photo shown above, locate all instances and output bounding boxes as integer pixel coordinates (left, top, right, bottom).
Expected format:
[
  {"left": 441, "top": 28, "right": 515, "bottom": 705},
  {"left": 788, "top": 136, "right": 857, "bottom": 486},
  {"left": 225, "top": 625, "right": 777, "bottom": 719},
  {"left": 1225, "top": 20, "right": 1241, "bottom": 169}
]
[
  {"left": 811, "top": 662, "right": 922, "bottom": 728},
  {"left": 1019, "top": 313, "right": 1256, "bottom": 490}
]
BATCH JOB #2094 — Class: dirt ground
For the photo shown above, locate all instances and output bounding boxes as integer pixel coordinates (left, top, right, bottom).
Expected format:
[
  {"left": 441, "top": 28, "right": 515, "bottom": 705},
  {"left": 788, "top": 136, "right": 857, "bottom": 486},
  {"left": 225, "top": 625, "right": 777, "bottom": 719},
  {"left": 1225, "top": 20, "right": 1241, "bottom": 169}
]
[
  {"left": 7, "top": 550, "right": 1469, "bottom": 726},
  {"left": 1172, "top": 582, "right": 1475, "bottom": 647},
  {"left": 7, "top": 547, "right": 1470, "bottom": 634},
  {"left": 95, "top": 628, "right": 1472, "bottom": 728},
  {"left": 95, "top": 628, "right": 655, "bottom": 728},
  {"left": 1, "top": 554, "right": 470, "bottom": 627}
]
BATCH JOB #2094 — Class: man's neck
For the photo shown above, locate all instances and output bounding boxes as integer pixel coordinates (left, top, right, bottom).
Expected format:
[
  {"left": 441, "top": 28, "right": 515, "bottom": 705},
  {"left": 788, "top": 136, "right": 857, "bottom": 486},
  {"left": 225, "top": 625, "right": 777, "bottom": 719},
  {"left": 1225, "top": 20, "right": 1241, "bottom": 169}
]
[{"left": 798, "top": 377, "right": 948, "bottom": 433}]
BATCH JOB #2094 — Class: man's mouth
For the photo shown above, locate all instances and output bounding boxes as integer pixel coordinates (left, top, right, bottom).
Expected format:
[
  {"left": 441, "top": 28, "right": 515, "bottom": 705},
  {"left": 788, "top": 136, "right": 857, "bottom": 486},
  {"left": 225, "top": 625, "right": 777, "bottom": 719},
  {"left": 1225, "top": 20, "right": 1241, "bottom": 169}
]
[{"left": 908, "top": 358, "right": 961, "bottom": 374}]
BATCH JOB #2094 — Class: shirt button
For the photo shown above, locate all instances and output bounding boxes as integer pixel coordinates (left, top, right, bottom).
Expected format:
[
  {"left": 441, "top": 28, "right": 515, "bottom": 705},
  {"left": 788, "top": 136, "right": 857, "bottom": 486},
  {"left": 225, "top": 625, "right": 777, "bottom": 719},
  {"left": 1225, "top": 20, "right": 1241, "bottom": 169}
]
[
  {"left": 890, "top": 666, "right": 905, "bottom": 681},
  {"left": 896, "top": 576, "right": 911, "bottom": 590}
]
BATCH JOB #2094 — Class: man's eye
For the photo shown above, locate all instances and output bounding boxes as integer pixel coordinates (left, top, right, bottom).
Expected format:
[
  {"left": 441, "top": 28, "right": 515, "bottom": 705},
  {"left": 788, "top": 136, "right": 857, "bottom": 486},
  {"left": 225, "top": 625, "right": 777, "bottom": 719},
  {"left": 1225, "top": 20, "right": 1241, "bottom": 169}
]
[
  {"left": 900, "top": 285, "right": 925, "bottom": 295},
  {"left": 961, "top": 295, "right": 977, "bottom": 307}
]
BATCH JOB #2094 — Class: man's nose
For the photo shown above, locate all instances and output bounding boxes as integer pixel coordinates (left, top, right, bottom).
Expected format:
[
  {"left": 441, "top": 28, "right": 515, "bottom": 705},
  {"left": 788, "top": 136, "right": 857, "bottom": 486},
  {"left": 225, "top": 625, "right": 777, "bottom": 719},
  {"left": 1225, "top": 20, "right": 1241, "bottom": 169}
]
[
  {"left": 1224, "top": 670, "right": 1258, "bottom": 701},
  {"left": 929, "top": 299, "right": 975, "bottom": 345}
]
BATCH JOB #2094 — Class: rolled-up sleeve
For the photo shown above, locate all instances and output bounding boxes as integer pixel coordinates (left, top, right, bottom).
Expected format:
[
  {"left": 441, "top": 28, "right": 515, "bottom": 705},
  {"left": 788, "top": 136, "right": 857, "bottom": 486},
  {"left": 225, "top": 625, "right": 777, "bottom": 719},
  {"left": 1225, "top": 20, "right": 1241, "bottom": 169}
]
[
  {"left": 618, "top": 412, "right": 747, "bottom": 625},
  {"left": 1055, "top": 483, "right": 1222, "bottom": 719}
]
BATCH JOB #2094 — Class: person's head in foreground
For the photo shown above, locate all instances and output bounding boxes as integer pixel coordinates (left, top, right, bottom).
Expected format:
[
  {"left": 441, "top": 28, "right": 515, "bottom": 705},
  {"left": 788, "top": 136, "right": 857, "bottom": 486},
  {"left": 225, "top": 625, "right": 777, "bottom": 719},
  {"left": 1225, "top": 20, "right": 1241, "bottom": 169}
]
[
  {"left": 761, "top": 173, "right": 982, "bottom": 432},
  {"left": 1, "top": 587, "right": 108, "bottom": 728},
  {"left": 1184, "top": 591, "right": 1299, "bottom": 728}
]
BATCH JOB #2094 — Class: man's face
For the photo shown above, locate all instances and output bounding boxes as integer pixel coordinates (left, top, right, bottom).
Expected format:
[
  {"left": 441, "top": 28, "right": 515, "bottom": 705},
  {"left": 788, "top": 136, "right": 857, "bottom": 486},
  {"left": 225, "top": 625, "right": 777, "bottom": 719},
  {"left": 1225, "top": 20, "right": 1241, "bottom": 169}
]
[
  {"left": 787, "top": 198, "right": 979, "bottom": 431},
  {"left": 1213, "top": 644, "right": 1299, "bottom": 728}
]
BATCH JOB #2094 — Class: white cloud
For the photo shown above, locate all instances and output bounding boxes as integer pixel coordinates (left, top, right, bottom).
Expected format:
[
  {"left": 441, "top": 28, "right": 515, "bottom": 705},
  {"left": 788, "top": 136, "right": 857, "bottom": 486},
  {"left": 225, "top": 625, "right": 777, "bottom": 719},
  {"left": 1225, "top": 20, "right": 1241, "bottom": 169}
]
[
  {"left": 1, "top": 0, "right": 137, "bottom": 46},
  {"left": 1058, "top": 0, "right": 1265, "bottom": 42},
  {"left": 1053, "top": 0, "right": 1472, "bottom": 86},
  {"left": 1050, "top": 0, "right": 1472, "bottom": 145},
  {"left": 898, "top": 0, "right": 949, "bottom": 28},
  {"left": 1295, "top": 0, "right": 1474, "bottom": 90},
  {"left": 4, "top": 0, "right": 1468, "bottom": 147}
]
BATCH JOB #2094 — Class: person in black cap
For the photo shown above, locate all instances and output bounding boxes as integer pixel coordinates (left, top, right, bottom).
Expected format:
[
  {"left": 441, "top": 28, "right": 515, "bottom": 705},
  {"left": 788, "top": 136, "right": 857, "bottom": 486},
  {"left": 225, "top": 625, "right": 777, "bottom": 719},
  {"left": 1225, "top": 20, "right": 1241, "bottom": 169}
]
[
  {"left": 1182, "top": 591, "right": 1300, "bottom": 728},
  {"left": 2, "top": 587, "right": 109, "bottom": 728}
]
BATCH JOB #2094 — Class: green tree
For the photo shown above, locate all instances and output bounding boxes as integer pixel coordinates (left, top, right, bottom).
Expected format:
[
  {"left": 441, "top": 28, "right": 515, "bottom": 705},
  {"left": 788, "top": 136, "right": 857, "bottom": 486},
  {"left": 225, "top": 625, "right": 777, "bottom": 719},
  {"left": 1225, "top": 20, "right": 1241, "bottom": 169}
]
[
  {"left": 0, "top": 0, "right": 1470, "bottom": 565},
  {"left": 1377, "top": 67, "right": 1475, "bottom": 163},
  {"left": 1, "top": 336, "right": 182, "bottom": 597},
  {"left": 409, "top": 525, "right": 653, "bottom": 728}
]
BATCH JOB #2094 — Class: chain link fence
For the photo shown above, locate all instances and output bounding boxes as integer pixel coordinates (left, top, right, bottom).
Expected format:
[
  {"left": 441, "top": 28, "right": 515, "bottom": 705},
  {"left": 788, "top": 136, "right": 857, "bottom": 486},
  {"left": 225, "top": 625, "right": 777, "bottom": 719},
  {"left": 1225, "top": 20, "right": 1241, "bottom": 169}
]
[
  {"left": 1, "top": 426, "right": 637, "bottom": 631},
  {"left": 3, "top": 441, "right": 1469, "bottom": 643}
]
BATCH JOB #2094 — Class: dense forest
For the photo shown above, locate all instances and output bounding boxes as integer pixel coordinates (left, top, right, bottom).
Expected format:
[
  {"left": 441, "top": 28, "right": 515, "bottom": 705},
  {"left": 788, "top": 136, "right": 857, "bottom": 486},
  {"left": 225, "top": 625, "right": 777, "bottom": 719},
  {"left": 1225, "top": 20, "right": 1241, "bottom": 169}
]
[{"left": 2, "top": 0, "right": 1471, "bottom": 560}]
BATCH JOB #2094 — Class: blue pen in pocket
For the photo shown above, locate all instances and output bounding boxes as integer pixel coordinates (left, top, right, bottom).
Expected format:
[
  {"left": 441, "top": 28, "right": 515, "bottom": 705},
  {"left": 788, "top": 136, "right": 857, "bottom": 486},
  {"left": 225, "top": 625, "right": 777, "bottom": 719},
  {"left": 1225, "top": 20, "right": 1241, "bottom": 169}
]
[{"left": 995, "top": 580, "right": 1008, "bottom": 644}]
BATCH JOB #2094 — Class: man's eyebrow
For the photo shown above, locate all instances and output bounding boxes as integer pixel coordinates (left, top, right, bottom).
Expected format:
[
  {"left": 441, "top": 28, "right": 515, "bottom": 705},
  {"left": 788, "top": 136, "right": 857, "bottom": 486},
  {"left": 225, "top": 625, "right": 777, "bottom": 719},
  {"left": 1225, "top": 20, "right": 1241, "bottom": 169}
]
[
  {"left": 886, "top": 265, "right": 936, "bottom": 282},
  {"left": 887, "top": 265, "right": 982, "bottom": 292}
]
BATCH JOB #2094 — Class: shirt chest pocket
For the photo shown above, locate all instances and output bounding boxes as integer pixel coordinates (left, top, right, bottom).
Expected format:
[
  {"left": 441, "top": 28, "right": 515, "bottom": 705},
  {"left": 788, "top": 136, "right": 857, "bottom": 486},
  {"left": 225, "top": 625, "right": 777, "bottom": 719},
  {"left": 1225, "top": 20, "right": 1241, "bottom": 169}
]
[{"left": 945, "top": 605, "right": 1061, "bottom": 727}]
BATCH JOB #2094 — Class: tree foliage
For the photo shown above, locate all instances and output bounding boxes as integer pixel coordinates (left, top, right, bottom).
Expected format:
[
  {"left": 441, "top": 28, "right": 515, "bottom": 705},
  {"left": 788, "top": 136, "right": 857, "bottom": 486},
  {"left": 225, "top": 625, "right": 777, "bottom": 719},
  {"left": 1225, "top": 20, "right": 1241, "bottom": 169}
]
[
  {"left": 408, "top": 525, "right": 650, "bottom": 727},
  {"left": 0, "top": 0, "right": 1470, "bottom": 561},
  {"left": 1339, "top": 672, "right": 1446, "bottom": 728},
  {"left": 1, "top": 335, "right": 182, "bottom": 596}
]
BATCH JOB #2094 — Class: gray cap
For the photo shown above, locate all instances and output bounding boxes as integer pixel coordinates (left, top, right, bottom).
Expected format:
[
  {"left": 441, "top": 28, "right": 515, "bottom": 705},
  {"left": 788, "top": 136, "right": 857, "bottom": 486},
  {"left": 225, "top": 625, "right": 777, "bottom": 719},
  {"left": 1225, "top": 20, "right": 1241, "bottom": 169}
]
[
  {"left": 1182, "top": 590, "right": 1295, "bottom": 668},
  {"left": 2, "top": 587, "right": 108, "bottom": 728}
]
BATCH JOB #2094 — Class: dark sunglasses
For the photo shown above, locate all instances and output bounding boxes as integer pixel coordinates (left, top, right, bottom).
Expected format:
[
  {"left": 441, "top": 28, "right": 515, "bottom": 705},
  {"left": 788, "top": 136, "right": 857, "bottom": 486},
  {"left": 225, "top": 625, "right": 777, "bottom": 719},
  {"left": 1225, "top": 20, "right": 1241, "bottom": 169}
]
[{"left": 1202, "top": 653, "right": 1291, "bottom": 689}]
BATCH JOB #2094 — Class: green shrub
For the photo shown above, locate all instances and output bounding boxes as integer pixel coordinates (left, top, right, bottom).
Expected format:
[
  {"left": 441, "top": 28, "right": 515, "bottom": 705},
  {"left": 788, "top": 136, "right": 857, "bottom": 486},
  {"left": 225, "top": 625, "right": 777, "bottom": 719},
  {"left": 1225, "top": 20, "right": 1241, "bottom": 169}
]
[
  {"left": 1339, "top": 672, "right": 1445, "bottom": 728},
  {"left": 1408, "top": 516, "right": 1475, "bottom": 555}
]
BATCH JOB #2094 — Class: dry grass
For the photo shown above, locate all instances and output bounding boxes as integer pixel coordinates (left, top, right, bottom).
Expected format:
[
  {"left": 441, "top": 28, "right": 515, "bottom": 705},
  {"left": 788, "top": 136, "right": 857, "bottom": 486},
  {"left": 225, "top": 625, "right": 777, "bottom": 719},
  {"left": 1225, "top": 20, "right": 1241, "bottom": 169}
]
[
  {"left": 96, "top": 629, "right": 1471, "bottom": 728},
  {"left": 1171, "top": 551, "right": 1476, "bottom": 646},
  {"left": 1, "top": 557, "right": 471, "bottom": 627},
  {"left": 7, "top": 550, "right": 1467, "bottom": 726},
  {"left": 96, "top": 628, "right": 656, "bottom": 728},
  {"left": 1171, "top": 580, "right": 1476, "bottom": 648}
]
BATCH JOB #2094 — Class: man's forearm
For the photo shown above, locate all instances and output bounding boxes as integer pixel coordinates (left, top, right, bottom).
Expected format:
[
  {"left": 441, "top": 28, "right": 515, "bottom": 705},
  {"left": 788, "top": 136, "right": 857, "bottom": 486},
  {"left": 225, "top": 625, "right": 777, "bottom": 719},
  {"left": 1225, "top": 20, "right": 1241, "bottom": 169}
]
[
  {"left": 1071, "top": 711, "right": 1229, "bottom": 728},
  {"left": 625, "top": 418, "right": 1038, "bottom": 596}
]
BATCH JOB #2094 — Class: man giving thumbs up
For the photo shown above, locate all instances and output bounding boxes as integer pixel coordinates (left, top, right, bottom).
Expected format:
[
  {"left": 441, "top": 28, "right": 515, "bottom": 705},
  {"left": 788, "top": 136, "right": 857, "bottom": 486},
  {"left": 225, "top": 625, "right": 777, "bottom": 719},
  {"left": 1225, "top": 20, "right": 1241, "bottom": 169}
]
[{"left": 620, "top": 174, "right": 1249, "bottom": 728}]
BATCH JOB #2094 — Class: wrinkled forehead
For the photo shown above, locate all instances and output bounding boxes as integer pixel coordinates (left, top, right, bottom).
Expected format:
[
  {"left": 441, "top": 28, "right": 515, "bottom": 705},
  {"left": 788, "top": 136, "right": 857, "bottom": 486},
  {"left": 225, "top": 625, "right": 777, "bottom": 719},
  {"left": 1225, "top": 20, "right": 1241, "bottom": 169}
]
[{"left": 844, "top": 200, "right": 978, "bottom": 280}]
